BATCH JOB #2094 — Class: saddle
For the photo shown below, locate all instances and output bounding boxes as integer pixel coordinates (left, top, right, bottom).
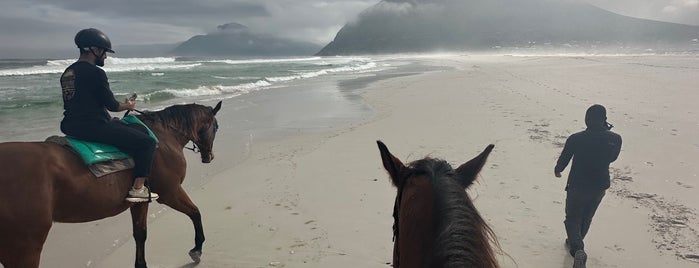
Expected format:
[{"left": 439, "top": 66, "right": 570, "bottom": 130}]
[{"left": 46, "top": 115, "right": 158, "bottom": 177}]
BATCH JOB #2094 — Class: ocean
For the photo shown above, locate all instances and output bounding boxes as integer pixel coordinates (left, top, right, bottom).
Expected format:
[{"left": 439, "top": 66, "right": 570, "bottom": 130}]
[{"left": 0, "top": 56, "right": 386, "bottom": 141}]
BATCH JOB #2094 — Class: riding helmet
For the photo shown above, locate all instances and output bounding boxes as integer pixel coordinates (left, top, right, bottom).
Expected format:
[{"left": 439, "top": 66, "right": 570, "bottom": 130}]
[{"left": 74, "top": 28, "right": 115, "bottom": 53}]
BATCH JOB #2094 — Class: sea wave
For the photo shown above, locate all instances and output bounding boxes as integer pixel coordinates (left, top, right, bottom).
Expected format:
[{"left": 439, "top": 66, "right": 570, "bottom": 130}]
[
  {"left": 0, "top": 57, "right": 185, "bottom": 76},
  {"left": 157, "top": 61, "right": 379, "bottom": 99},
  {"left": 265, "top": 62, "right": 377, "bottom": 82},
  {"left": 205, "top": 57, "right": 323, "bottom": 65},
  {"left": 155, "top": 80, "right": 273, "bottom": 98},
  {"left": 105, "top": 63, "right": 202, "bottom": 73}
]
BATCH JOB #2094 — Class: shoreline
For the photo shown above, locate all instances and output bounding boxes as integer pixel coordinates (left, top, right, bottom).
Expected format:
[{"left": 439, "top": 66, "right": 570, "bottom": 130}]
[
  {"left": 39, "top": 54, "right": 699, "bottom": 267},
  {"left": 38, "top": 57, "right": 440, "bottom": 267}
]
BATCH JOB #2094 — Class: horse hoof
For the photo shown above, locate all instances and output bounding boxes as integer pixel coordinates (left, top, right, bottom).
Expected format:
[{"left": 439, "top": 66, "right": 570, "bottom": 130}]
[{"left": 189, "top": 249, "right": 202, "bottom": 263}]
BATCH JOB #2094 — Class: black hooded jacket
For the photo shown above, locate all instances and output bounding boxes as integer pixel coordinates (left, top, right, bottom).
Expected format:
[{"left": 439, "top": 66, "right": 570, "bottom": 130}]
[{"left": 555, "top": 125, "right": 622, "bottom": 191}]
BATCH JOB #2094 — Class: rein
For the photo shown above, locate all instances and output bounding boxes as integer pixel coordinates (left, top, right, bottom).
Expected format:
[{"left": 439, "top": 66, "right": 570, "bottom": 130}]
[
  {"left": 393, "top": 169, "right": 418, "bottom": 242},
  {"left": 393, "top": 182, "right": 404, "bottom": 242},
  {"left": 126, "top": 109, "right": 202, "bottom": 154},
  {"left": 184, "top": 143, "right": 199, "bottom": 153}
]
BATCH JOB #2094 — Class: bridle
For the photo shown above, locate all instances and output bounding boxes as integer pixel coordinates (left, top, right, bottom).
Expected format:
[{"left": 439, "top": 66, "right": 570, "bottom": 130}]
[
  {"left": 125, "top": 109, "right": 209, "bottom": 154},
  {"left": 393, "top": 169, "right": 421, "bottom": 242}
]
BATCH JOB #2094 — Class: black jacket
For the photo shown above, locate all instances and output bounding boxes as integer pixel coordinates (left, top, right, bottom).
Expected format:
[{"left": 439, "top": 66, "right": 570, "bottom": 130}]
[
  {"left": 60, "top": 61, "right": 120, "bottom": 132},
  {"left": 555, "top": 127, "right": 622, "bottom": 191}
]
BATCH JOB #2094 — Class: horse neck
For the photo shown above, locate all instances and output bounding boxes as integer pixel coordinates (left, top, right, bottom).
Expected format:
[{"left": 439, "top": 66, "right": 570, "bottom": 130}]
[
  {"left": 431, "top": 177, "right": 499, "bottom": 268},
  {"left": 396, "top": 176, "right": 437, "bottom": 268},
  {"left": 137, "top": 112, "right": 197, "bottom": 148}
]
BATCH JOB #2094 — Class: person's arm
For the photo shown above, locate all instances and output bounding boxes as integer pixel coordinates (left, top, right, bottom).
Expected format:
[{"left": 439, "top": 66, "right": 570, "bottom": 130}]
[
  {"left": 92, "top": 68, "right": 126, "bottom": 112},
  {"left": 609, "top": 134, "right": 622, "bottom": 163},
  {"left": 554, "top": 136, "right": 575, "bottom": 177}
]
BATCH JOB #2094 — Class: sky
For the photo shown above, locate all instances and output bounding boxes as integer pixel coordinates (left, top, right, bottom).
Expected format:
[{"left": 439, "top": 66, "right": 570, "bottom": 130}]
[{"left": 1, "top": 0, "right": 698, "bottom": 58}]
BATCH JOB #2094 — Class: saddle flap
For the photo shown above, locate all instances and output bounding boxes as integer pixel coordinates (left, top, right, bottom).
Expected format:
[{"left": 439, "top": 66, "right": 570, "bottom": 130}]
[{"left": 65, "top": 137, "right": 131, "bottom": 165}]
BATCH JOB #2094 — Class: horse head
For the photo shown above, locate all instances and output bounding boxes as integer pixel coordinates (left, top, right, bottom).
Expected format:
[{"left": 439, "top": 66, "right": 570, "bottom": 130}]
[
  {"left": 377, "top": 141, "right": 498, "bottom": 268},
  {"left": 193, "top": 101, "right": 221, "bottom": 163},
  {"left": 139, "top": 101, "right": 222, "bottom": 163}
]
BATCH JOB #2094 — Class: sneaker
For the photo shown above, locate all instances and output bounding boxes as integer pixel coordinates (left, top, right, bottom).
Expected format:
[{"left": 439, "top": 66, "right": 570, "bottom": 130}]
[
  {"left": 573, "top": 249, "right": 587, "bottom": 268},
  {"left": 126, "top": 186, "right": 159, "bottom": 202}
]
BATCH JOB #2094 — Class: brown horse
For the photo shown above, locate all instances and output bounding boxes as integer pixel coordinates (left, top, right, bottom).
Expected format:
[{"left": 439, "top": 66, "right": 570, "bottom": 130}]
[
  {"left": 377, "top": 141, "right": 500, "bottom": 268},
  {"left": 0, "top": 101, "right": 222, "bottom": 268}
]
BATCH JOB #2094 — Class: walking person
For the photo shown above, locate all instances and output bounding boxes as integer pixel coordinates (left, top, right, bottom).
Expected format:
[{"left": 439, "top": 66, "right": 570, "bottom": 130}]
[
  {"left": 554, "top": 104, "right": 622, "bottom": 267},
  {"left": 60, "top": 28, "right": 158, "bottom": 202}
]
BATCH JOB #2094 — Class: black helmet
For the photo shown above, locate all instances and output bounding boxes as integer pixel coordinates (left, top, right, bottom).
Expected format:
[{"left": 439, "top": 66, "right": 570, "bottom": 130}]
[{"left": 74, "top": 28, "right": 115, "bottom": 53}]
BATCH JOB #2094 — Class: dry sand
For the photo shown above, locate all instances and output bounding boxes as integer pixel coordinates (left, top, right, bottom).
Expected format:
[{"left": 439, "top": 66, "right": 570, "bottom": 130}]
[{"left": 40, "top": 54, "right": 699, "bottom": 268}]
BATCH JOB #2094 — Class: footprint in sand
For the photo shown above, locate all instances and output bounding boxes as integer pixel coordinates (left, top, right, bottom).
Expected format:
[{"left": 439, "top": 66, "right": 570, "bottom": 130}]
[
  {"left": 676, "top": 181, "right": 694, "bottom": 189},
  {"left": 605, "top": 244, "right": 626, "bottom": 252}
]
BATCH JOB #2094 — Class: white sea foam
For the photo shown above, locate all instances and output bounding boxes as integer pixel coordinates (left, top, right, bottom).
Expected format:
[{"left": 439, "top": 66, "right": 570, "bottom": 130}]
[
  {"left": 158, "top": 80, "right": 273, "bottom": 98},
  {"left": 0, "top": 57, "right": 186, "bottom": 76},
  {"left": 205, "top": 57, "right": 323, "bottom": 65},
  {"left": 265, "top": 62, "right": 377, "bottom": 83},
  {"left": 212, "top": 75, "right": 259, "bottom": 80},
  {"left": 107, "top": 57, "right": 177, "bottom": 64},
  {"left": 104, "top": 63, "right": 201, "bottom": 73}
]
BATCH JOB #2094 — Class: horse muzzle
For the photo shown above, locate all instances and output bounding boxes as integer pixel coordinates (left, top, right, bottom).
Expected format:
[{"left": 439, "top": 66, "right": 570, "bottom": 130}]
[{"left": 201, "top": 151, "right": 214, "bottom": 163}]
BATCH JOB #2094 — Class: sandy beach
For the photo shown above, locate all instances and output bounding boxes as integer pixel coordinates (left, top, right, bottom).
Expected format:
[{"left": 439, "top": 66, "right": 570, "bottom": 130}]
[{"left": 38, "top": 54, "right": 699, "bottom": 268}]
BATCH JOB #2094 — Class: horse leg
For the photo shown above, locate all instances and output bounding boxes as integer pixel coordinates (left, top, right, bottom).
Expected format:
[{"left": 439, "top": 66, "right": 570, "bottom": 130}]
[
  {"left": 130, "top": 203, "right": 149, "bottom": 268},
  {"left": 0, "top": 227, "right": 50, "bottom": 268},
  {"left": 159, "top": 186, "right": 205, "bottom": 263},
  {"left": 0, "top": 248, "right": 41, "bottom": 268},
  {"left": 0, "top": 243, "right": 43, "bottom": 268}
]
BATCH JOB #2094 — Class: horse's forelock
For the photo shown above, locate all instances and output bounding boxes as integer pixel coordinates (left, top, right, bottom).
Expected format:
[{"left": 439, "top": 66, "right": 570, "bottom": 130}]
[{"left": 406, "top": 158, "right": 453, "bottom": 182}]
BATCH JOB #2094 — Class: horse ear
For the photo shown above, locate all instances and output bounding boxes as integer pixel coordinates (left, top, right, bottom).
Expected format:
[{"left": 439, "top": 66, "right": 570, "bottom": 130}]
[
  {"left": 455, "top": 144, "right": 494, "bottom": 189},
  {"left": 212, "top": 101, "right": 222, "bottom": 115},
  {"left": 377, "top": 140, "right": 406, "bottom": 187}
]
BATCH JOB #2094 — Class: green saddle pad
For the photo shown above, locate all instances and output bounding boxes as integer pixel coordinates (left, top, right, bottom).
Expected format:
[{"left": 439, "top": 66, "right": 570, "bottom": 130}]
[{"left": 66, "top": 115, "right": 158, "bottom": 165}]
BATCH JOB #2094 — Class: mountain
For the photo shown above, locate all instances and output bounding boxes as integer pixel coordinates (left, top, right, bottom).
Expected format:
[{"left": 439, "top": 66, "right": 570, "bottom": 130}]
[
  {"left": 317, "top": 0, "right": 699, "bottom": 55},
  {"left": 171, "top": 23, "right": 322, "bottom": 56},
  {"left": 113, "top": 43, "right": 180, "bottom": 58}
]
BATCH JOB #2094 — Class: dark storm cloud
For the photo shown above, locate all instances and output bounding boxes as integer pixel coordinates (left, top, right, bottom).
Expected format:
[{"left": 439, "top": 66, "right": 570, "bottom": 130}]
[
  {"left": 0, "top": 0, "right": 697, "bottom": 58},
  {"left": 22, "top": 0, "right": 269, "bottom": 20}
]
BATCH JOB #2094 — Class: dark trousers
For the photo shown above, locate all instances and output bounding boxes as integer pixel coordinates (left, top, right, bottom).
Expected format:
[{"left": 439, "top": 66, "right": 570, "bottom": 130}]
[
  {"left": 62, "top": 120, "right": 156, "bottom": 178},
  {"left": 564, "top": 188, "right": 606, "bottom": 256}
]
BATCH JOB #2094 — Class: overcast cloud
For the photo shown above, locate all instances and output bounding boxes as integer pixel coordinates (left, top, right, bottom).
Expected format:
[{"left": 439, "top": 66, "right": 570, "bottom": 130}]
[{"left": 0, "top": 0, "right": 697, "bottom": 58}]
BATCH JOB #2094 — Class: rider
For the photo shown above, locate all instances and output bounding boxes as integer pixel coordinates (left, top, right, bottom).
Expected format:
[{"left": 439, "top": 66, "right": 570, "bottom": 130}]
[{"left": 59, "top": 28, "right": 159, "bottom": 202}]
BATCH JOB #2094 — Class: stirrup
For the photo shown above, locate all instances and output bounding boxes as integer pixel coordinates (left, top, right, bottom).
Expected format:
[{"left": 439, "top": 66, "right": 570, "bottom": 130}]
[{"left": 126, "top": 186, "right": 159, "bottom": 203}]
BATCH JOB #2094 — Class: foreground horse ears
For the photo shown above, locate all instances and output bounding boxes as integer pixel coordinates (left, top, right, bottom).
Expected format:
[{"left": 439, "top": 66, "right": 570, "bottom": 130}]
[
  {"left": 455, "top": 144, "right": 495, "bottom": 189},
  {"left": 212, "top": 101, "right": 222, "bottom": 115},
  {"left": 377, "top": 140, "right": 406, "bottom": 187}
]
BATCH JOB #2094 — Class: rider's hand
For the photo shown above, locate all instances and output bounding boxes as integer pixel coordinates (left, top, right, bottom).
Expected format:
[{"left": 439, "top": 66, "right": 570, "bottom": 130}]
[
  {"left": 555, "top": 171, "right": 562, "bottom": 178},
  {"left": 124, "top": 98, "right": 135, "bottom": 111}
]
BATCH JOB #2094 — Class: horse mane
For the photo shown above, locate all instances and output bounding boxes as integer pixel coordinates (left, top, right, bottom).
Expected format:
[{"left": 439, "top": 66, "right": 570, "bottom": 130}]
[
  {"left": 137, "top": 104, "right": 213, "bottom": 138},
  {"left": 408, "top": 158, "right": 500, "bottom": 268}
]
